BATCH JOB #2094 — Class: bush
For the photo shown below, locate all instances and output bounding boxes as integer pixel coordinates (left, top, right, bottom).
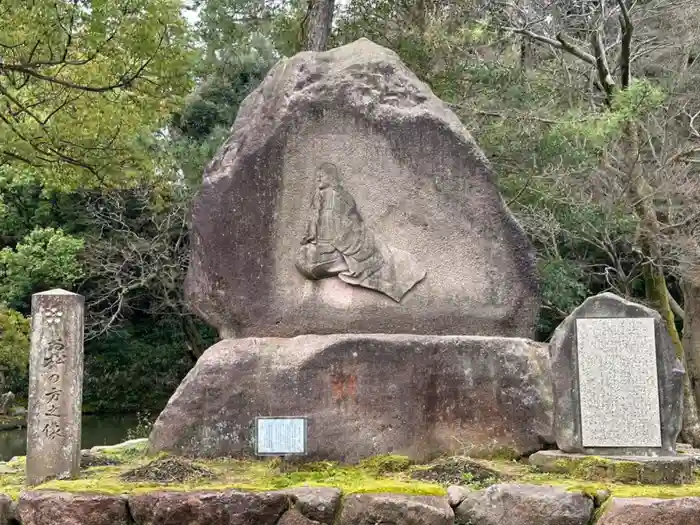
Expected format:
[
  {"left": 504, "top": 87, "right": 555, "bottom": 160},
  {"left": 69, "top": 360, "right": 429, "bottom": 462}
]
[
  {"left": 0, "top": 305, "right": 29, "bottom": 395},
  {"left": 82, "top": 316, "right": 204, "bottom": 413}
]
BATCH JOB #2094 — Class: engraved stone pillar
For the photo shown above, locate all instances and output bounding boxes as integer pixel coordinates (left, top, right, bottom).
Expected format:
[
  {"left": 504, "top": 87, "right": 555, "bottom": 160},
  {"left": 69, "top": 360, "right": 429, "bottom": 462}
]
[{"left": 26, "top": 289, "right": 84, "bottom": 486}]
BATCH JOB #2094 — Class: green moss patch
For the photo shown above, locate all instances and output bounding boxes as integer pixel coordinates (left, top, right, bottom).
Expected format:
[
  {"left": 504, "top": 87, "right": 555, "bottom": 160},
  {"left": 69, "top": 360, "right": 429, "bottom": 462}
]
[
  {"left": 0, "top": 448, "right": 444, "bottom": 500},
  {"left": 358, "top": 454, "right": 413, "bottom": 475},
  {"left": 519, "top": 470, "right": 700, "bottom": 499},
  {"left": 3, "top": 447, "right": 700, "bottom": 503}
]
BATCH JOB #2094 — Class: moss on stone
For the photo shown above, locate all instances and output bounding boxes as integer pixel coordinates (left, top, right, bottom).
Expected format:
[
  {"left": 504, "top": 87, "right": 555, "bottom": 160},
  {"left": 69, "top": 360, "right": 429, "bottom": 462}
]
[
  {"left": 536, "top": 453, "right": 692, "bottom": 485},
  {"left": 358, "top": 455, "right": 412, "bottom": 475},
  {"left": 520, "top": 470, "right": 700, "bottom": 499},
  {"left": 0, "top": 451, "right": 444, "bottom": 500},
  {"left": 592, "top": 493, "right": 614, "bottom": 522},
  {"left": 2, "top": 449, "right": 699, "bottom": 503}
]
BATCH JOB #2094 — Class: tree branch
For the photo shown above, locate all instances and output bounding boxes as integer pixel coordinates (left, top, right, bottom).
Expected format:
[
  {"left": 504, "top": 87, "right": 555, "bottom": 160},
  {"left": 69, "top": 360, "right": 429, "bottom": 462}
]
[
  {"left": 591, "top": 29, "right": 617, "bottom": 103},
  {"left": 617, "top": 0, "right": 633, "bottom": 90},
  {"left": 669, "top": 290, "right": 686, "bottom": 321},
  {"left": 0, "top": 32, "right": 165, "bottom": 93},
  {"left": 508, "top": 27, "right": 596, "bottom": 66}
]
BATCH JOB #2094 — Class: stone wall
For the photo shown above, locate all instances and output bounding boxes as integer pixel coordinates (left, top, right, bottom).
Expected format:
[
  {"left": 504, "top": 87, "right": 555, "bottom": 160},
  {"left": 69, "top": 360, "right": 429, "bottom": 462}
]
[{"left": 3, "top": 485, "right": 698, "bottom": 525}]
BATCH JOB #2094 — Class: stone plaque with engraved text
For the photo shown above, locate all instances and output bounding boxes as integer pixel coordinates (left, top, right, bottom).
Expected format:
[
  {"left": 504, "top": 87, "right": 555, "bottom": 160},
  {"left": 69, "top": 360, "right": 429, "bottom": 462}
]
[{"left": 576, "top": 317, "right": 662, "bottom": 448}]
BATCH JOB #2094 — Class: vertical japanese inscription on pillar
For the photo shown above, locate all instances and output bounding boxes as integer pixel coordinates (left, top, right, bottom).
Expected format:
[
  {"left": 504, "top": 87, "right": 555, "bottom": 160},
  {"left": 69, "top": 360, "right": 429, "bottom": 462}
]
[
  {"left": 26, "top": 290, "right": 84, "bottom": 486},
  {"left": 41, "top": 330, "right": 66, "bottom": 441}
]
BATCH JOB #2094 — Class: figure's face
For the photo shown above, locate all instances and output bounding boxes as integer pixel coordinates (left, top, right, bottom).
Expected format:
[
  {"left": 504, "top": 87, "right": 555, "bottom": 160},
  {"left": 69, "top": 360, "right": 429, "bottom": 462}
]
[{"left": 317, "top": 167, "right": 336, "bottom": 188}]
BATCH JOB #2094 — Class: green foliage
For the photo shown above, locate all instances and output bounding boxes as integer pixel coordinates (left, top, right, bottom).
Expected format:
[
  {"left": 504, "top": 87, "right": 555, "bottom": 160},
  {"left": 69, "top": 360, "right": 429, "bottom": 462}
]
[
  {"left": 126, "top": 411, "right": 155, "bottom": 440},
  {"left": 0, "top": 0, "right": 194, "bottom": 189},
  {"left": 0, "top": 227, "right": 85, "bottom": 311},
  {"left": 537, "top": 259, "right": 588, "bottom": 336},
  {"left": 170, "top": 42, "right": 278, "bottom": 183},
  {"left": 82, "top": 317, "right": 199, "bottom": 413},
  {"left": 612, "top": 79, "right": 667, "bottom": 120},
  {"left": 195, "top": 0, "right": 306, "bottom": 61},
  {"left": 0, "top": 306, "right": 30, "bottom": 389}
]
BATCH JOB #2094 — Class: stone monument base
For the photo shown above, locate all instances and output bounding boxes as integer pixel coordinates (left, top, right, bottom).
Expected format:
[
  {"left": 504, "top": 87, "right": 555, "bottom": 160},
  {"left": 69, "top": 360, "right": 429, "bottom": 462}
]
[
  {"left": 148, "top": 334, "right": 554, "bottom": 462},
  {"left": 529, "top": 449, "right": 694, "bottom": 485}
]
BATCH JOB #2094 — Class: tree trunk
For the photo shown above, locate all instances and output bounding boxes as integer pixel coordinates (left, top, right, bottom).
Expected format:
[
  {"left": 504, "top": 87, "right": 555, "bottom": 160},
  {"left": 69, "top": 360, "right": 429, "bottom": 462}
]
[
  {"left": 627, "top": 122, "right": 700, "bottom": 445},
  {"left": 682, "top": 275, "right": 700, "bottom": 440},
  {"left": 303, "top": 0, "right": 335, "bottom": 52},
  {"left": 181, "top": 315, "right": 207, "bottom": 363},
  {"left": 644, "top": 265, "right": 700, "bottom": 445}
]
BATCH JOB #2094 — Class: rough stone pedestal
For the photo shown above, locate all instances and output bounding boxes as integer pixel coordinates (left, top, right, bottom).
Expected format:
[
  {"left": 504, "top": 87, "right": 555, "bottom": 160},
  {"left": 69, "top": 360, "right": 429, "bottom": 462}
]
[
  {"left": 529, "top": 450, "right": 695, "bottom": 485},
  {"left": 149, "top": 334, "right": 554, "bottom": 461},
  {"left": 26, "top": 289, "right": 85, "bottom": 486}
]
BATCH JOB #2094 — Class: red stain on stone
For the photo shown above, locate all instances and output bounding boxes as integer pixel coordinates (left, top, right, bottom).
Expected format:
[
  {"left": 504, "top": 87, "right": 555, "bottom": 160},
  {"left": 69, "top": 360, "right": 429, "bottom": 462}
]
[{"left": 331, "top": 371, "right": 357, "bottom": 403}]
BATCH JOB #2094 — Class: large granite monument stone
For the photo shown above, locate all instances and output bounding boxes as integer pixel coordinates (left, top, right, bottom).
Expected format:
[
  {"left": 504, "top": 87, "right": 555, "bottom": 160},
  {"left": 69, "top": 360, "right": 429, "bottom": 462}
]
[
  {"left": 185, "top": 38, "right": 539, "bottom": 340},
  {"left": 26, "top": 289, "right": 84, "bottom": 486},
  {"left": 148, "top": 335, "right": 553, "bottom": 461},
  {"left": 150, "top": 39, "right": 547, "bottom": 462}
]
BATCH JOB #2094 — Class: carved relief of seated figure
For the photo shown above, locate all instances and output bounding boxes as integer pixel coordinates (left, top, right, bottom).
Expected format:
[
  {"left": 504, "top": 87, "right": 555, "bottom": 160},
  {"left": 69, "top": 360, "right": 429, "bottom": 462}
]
[{"left": 295, "top": 162, "right": 426, "bottom": 302}]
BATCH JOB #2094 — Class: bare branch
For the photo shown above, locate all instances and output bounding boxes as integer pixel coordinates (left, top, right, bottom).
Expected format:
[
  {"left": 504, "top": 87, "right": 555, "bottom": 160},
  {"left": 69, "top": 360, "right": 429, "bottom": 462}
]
[
  {"left": 669, "top": 290, "right": 686, "bottom": 320},
  {"left": 508, "top": 27, "right": 597, "bottom": 65},
  {"left": 591, "top": 29, "right": 617, "bottom": 102},
  {"left": 617, "top": 0, "right": 633, "bottom": 89}
]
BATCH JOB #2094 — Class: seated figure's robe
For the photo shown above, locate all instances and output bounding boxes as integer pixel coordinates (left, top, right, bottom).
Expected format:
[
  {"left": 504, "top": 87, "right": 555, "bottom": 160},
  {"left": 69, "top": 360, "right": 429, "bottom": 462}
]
[{"left": 296, "top": 176, "right": 426, "bottom": 302}]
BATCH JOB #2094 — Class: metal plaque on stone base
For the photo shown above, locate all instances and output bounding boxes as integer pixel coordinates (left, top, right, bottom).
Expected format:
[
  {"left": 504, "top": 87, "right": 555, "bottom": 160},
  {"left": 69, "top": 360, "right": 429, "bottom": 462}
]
[{"left": 255, "top": 417, "right": 307, "bottom": 456}]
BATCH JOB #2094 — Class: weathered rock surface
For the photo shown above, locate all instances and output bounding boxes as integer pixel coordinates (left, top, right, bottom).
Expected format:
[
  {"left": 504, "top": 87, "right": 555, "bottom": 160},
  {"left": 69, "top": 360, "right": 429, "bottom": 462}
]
[
  {"left": 454, "top": 484, "right": 593, "bottom": 525},
  {"left": 16, "top": 492, "right": 130, "bottom": 525},
  {"left": 338, "top": 494, "right": 453, "bottom": 525},
  {"left": 185, "top": 37, "right": 539, "bottom": 340},
  {"left": 128, "top": 490, "right": 289, "bottom": 525},
  {"left": 278, "top": 487, "right": 341, "bottom": 524},
  {"left": 0, "top": 392, "right": 15, "bottom": 416},
  {"left": 149, "top": 334, "right": 553, "bottom": 461},
  {"left": 278, "top": 508, "right": 320, "bottom": 525},
  {"left": 0, "top": 494, "right": 11, "bottom": 525},
  {"left": 597, "top": 497, "right": 700, "bottom": 525},
  {"left": 447, "top": 485, "right": 471, "bottom": 508},
  {"left": 550, "top": 292, "right": 684, "bottom": 455},
  {"left": 529, "top": 450, "right": 694, "bottom": 485}
]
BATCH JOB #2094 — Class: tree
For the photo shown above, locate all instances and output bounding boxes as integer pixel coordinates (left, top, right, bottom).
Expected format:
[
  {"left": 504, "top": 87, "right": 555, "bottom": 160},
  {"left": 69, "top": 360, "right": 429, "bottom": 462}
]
[
  {"left": 500, "top": 0, "right": 700, "bottom": 443},
  {"left": 80, "top": 184, "right": 214, "bottom": 361},
  {"left": 302, "top": 0, "right": 336, "bottom": 51},
  {"left": 0, "top": 226, "right": 85, "bottom": 311},
  {"left": 194, "top": 0, "right": 307, "bottom": 59},
  {"left": 0, "top": 0, "right": 193, "bottom": 189},
  {"left": 170, "top": 40, "right": 279, "bottom": 184},
  {"left": 0, "top": 305, "right": 29, "bottom": 397}
]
